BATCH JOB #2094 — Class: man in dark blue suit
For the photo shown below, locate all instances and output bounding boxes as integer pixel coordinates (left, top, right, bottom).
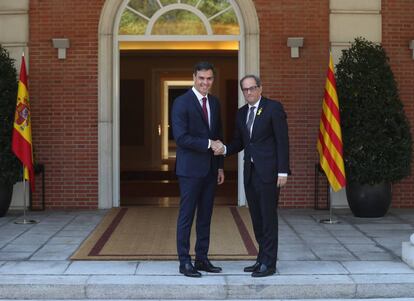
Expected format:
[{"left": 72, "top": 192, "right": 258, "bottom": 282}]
[
  {"left": 172, "top": 62, "right": 224, "bottom": 278},
  {"left": 215, "top": 75, "right": 290, "bottom": 277}
]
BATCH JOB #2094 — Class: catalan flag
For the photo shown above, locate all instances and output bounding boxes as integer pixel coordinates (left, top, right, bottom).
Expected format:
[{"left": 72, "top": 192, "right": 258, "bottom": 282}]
[
  {"left": 317, "top": 53, "right": 346, "bottom": 191},
  {"left": 12, "top": 54, "right": 35, "bottom": 192}
]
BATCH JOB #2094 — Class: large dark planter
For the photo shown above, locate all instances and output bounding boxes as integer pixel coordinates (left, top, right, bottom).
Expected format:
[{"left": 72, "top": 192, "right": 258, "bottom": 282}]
[
  {"left": 346, "top": 182, "right": 392, "bottom": 218},
  {"left": 0, "top": 182, "right": 13, "bottom": 217}
]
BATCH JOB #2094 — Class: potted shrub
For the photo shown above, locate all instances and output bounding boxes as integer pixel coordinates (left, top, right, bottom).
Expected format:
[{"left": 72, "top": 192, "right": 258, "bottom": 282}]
[
  {"left": 0, "top": 45, "right": 21, "bottom": 217},
  {"left": 336, "top": 37, "right": 412, "bottom": 217}
]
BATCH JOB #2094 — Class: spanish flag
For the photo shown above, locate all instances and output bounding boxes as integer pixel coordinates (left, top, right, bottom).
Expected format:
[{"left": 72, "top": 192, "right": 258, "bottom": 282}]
[
  {"left": 317, "top": 53, "right": 346, "bottom": 191},
  {"left": 12, "top": 54, "right": 35, "bottom": 192}
]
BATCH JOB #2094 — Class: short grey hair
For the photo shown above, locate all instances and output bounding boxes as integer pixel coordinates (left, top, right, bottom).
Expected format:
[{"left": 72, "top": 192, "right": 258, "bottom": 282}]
[{"left": 240, "top": 74, "right": 261, "bottom": 89}]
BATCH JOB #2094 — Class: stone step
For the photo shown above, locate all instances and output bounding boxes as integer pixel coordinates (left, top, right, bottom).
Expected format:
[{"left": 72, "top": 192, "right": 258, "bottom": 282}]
[
  {"left": 0, "top": 298, "right": 414, "bottom": 301},
  {"left": 1, "top": 273, "right": 414, "bottom": 299}
]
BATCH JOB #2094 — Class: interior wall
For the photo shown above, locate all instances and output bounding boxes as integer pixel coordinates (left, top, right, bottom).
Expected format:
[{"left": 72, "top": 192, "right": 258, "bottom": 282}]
[{"left": 119, "top": 50, "right": 238, "bottom": 171}]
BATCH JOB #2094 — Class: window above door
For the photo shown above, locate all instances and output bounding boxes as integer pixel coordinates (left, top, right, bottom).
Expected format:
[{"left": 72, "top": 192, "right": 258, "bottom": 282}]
[{"left": 119, "top": 0, "right": 240, "bottom": 36}]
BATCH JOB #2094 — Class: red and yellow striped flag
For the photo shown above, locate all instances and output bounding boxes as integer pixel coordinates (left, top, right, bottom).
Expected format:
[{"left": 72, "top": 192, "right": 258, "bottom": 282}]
[
  {"left": 317, "top": 53, "right": 346, "bottom": 191},
  {"left": 12, "top": 54, "right": 35, "bottom": 192}
]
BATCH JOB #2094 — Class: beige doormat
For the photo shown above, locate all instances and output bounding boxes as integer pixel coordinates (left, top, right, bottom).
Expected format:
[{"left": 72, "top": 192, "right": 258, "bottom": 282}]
[{"left": 71, "top": 206, "right": 258, "bottom": 260}]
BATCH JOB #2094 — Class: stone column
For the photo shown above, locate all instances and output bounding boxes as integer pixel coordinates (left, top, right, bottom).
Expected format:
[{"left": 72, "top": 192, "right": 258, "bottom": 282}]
[
  {"left": 0, "top": 0, "right": 29, "bottom": 68},
  {"left": 402, "top": 234, "right": 414, "bottom": 268},
  {"left": 0, "top": 0, "right": 29, "bottom": 209},
  {"left": 329, "top": 0, "right": 382, "bottom": 208}
]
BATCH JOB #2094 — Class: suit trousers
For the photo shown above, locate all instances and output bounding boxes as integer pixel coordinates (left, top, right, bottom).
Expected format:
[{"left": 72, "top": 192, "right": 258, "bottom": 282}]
[
  {"left": 176, "top": 169, "right": 217, "bottom": 265},
  {"left": 244, "top": 163, "right": 280, "bottom": 268}
]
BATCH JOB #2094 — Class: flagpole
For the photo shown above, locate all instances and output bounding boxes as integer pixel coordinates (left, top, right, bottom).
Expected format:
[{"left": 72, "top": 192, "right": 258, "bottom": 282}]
[
  {"left": 319, "top": 187, "right": 339, "bottom": 224},
  {"left": 15, "top": 166, "right": 38, "bottom": 224}
]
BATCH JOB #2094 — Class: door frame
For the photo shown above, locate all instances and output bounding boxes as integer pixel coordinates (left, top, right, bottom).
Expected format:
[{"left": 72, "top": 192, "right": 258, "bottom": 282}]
[
  {"left": 97, "top": 0, "right": 260, "bottom": 208},
  {"left": 161, "top": 80, "right": 193, "bottom": 160}
]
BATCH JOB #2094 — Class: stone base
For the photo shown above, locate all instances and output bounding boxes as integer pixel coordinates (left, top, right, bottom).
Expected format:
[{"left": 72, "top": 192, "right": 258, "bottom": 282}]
[
  {"left": 2, "top": 274, "right": 414, "bottom": 299},
  {"left": 402, "top": 241, "right": 414, "bottom": 268}
]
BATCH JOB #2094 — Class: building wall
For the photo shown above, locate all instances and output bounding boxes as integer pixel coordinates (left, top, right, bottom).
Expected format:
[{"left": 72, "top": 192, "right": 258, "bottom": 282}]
[
  {"left": 16, "top": 0, "right": 414, "bottom": 208},
  {"left": 28, "top": 0, "right": 104, "bottom": 209},
  {"left": 382, "top": 0, "right": 414, "bottom": 207},
  {"left": 253, "top": 0, "right": 330, "bottom": 207}
]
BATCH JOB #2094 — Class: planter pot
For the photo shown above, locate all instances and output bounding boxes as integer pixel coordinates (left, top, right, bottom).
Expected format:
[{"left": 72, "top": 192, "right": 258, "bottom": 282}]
[
  {"left": 346, "top": 182, "right": 392, "bottom": 218},
  {"left": 0, "top": 182, "right": 13, "bottom": 217}
]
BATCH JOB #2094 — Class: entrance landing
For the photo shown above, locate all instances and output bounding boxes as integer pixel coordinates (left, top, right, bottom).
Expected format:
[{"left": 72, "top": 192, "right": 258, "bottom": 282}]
[{"left": 0, "top": 208, "right": 413, "bottom": 299}]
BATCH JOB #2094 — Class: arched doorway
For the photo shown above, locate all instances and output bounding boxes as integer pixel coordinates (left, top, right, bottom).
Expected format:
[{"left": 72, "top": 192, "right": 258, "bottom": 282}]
[{"left": 97, "top": 0, "right": 260, "bottom": 208}]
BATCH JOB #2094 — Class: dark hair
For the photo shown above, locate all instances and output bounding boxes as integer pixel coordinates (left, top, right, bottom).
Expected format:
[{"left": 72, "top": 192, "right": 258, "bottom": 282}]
[
  {"left": 240, "top": 74, "right": 261, "bottom": 88},
  {"left": 193, "top": 61, "right": 215, "bottom": 76}
]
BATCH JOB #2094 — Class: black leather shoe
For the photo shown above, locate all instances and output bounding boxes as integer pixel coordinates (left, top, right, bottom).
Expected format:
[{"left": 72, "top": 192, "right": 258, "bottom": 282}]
[
  {"left": 194, "top": 259, "right": 222, "bottom": 273},
  {"left": 251, "top": 264, "right": 276, "bottom": 278},
  {"left": 244, "top": 261, "right": 261, "bottom": 272},
  {"left": 179, "top": 263, "right": 202, "bottom": 278}
]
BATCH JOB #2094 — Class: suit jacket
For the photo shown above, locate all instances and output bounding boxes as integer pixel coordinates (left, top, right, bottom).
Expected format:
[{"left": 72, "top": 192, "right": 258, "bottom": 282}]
[
  {"left": 172, "top": 89, "right": 224, "bottom": 178},
  {"left": 226, "top": 97, "right": 290, "bottom": 183}
]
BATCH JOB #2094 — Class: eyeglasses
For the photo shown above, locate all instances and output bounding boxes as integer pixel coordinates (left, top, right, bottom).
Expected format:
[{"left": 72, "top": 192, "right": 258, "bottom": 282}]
[{"left": 241, "top": 85, "right": 259, "bottom": 93}]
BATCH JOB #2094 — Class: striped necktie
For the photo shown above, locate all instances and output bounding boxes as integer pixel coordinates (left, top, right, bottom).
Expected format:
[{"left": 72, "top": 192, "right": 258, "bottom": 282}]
[{"left": 246, "top": 106, "right": 255, "bottom": 137}]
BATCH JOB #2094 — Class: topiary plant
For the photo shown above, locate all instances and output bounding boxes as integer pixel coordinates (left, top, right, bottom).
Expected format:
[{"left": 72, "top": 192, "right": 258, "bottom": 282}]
[
  {"left": 336, "top": 37, "right": 412, "bottom": 185},
  {"left": 0, "top": 45, "right": 21, "bottom": 186}
]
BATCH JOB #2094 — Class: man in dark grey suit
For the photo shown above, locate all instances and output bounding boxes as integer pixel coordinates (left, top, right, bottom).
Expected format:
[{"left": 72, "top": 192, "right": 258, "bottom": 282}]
[{"left": 214, "top": 75, "right": 290, "bottom": 277}]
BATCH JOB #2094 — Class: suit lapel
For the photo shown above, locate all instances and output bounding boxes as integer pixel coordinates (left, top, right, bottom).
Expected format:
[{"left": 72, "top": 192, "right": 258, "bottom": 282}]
[
  {"left": 250, "top": 98, "right": 267, "bottom": 140},
  {"left": 240, "top": 105, "right": 250, "bottom": 139},
  {"left": 209, "top": 97, "right": 216, "bottom": 130}
]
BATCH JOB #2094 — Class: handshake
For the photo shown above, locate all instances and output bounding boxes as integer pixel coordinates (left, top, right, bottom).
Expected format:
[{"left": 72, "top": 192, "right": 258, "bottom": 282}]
[{"left": 211, "top": 140, "right": 225, "bottom": 156}]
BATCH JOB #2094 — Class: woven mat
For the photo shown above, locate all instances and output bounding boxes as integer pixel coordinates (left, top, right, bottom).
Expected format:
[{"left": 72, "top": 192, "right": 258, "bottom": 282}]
[{"left": 71, "top": 207, "right": 258, "bottom": 260}]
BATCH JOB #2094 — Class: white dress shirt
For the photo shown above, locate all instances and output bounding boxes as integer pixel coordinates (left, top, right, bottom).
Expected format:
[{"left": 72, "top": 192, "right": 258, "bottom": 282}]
[{"left": 192, "top": 87, "right": 212, "bottom": 149}]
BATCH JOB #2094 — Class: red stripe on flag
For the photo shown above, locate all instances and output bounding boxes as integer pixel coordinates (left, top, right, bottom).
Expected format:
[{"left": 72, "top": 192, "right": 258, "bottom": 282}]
[
  {"left": 318, "top": 132, "right": 346, "bottom": 186},
  {"left": 12, "top": 130, "right": 32, "bottom": 167},
  {"left": 19, "top": 56, "right": 28, "bottom": 85},
  {"left": 323, "top": 91, "right": 340, "bottom": 122},
  {"left": 320, "top": 112, "right": 343, "bottom": 156},
  {"left": 327, "top": 67, "right": 336, "bottom": 85},
  {"left": 12, "top": 130, "right": 35, "bottom": 192}
]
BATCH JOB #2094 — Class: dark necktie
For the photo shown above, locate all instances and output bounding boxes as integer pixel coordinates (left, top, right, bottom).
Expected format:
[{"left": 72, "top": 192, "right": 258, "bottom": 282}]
[
  {"left": 202, "top": 97, "right": 209, "bottom": 124},
  {"left": 246, "top": 106, "right": 255, "bottom": 137}
]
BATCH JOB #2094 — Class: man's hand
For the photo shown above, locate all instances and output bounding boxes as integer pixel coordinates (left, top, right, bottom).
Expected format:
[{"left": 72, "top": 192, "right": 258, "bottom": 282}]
[
  {"left": 277, "top": 176, "right": 287, "bottom": 188},
  {"left": 211, "top": 140, "right": 225, "bottom": 155},
  {"left": 217, "top": 169, "right": 225, "bottom": 185}
]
